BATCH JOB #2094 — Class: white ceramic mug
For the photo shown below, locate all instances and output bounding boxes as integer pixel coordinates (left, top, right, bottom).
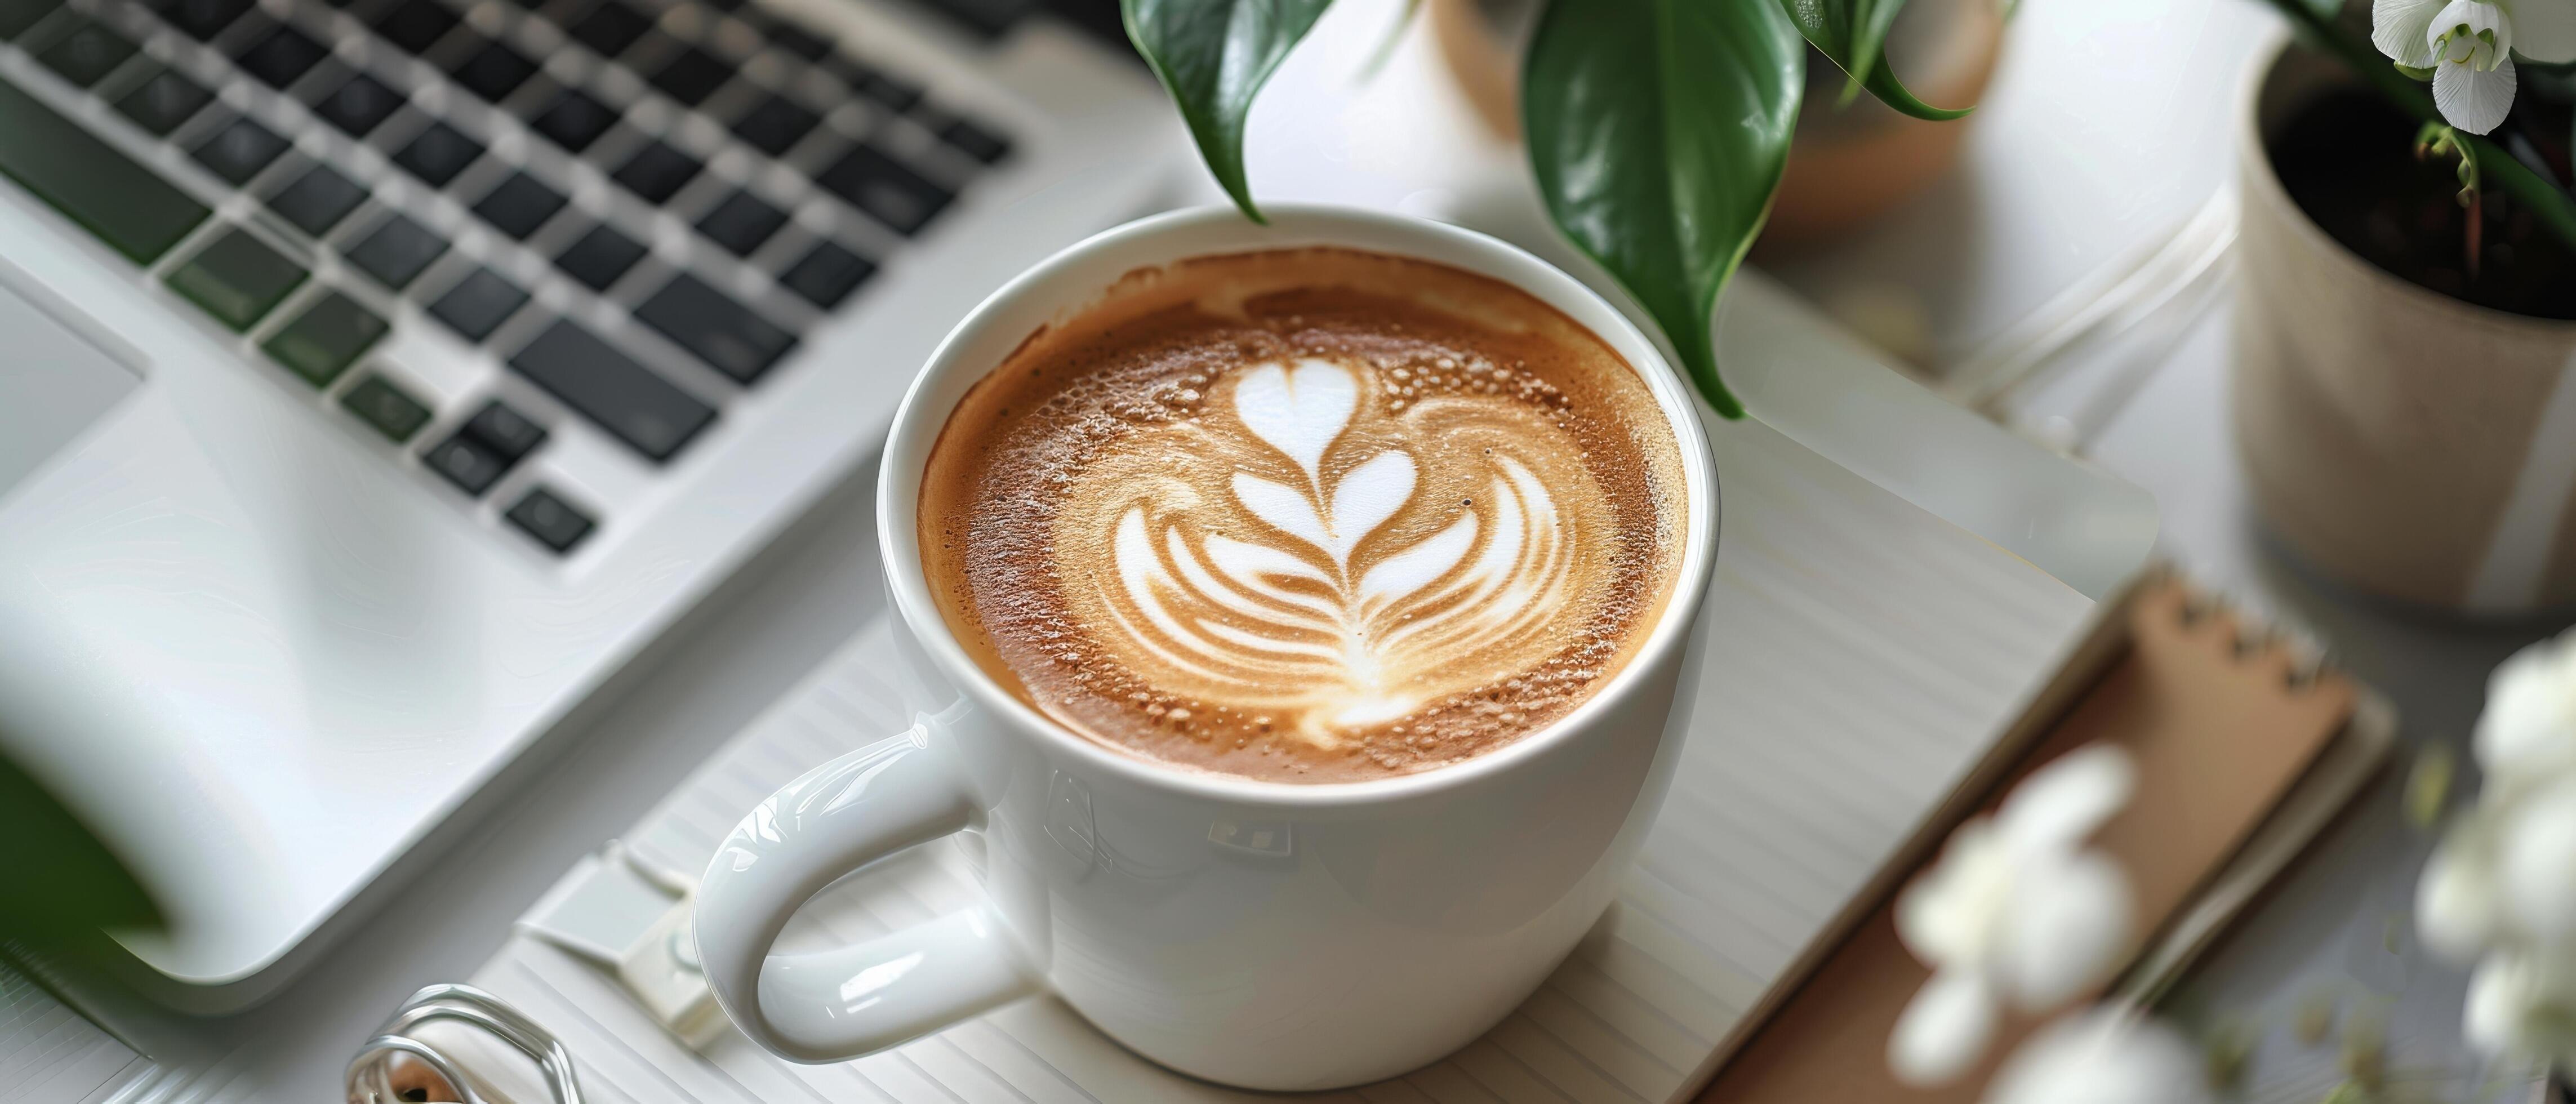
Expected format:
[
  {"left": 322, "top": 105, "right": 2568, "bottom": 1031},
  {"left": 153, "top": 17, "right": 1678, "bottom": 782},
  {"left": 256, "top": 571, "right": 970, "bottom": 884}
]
[{"left": 691, "top": 205, "right": 1723, "bottom": 1092}]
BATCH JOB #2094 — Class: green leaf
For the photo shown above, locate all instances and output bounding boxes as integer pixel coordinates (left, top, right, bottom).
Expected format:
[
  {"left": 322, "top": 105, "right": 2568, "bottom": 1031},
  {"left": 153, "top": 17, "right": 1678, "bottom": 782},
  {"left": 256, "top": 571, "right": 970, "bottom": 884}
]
[
  {"left": 1781, "top": 0, "right": 1973, "bottom": 121},
  {"left": 0, "top": 751, "right": 161, "bottom": 938},
  {"left": 1525, "top": 0, "right": 1804, "bottom": 419},
  {"left": 1122, "top": 0, "right": 1335, "bottom": 223}
]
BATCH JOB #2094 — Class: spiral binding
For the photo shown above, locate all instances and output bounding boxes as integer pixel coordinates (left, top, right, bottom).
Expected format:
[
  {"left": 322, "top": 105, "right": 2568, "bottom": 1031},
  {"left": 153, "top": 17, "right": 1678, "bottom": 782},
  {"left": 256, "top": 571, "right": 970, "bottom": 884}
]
[{"left": 345, "top": 983, "right": 581, "bottom": 1104}]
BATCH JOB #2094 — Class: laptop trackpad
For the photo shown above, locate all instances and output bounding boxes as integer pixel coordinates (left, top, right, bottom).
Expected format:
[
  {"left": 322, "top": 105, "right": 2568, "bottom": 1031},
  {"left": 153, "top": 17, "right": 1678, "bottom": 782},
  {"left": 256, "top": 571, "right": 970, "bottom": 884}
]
[{"left": 0, "top": 275, "right": 141, "bottom": 498}]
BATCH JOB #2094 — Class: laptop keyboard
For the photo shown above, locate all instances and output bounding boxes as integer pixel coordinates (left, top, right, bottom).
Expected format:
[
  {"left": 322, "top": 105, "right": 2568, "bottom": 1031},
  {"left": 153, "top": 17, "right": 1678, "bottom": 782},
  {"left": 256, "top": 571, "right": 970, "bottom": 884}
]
[{"left": 0, "top": 0, "right": 1015, "bottom": 555}]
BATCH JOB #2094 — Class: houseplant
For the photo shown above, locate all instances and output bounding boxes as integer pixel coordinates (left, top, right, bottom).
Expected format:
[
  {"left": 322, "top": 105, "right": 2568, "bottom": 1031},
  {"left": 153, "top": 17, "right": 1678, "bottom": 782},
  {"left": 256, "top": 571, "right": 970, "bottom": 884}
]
[
  {"left": 2232, "top": 0, "right": 2576, "bottom": 614},
  {"left": 1117, "top": 0, "right": 1976, "bottom": 420}
]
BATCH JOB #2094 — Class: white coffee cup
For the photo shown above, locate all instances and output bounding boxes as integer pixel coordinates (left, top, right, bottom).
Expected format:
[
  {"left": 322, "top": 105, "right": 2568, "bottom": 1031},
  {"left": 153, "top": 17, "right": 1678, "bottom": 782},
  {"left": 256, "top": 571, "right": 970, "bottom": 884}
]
[{"left": 691, "top": 205, "right": 1723, "bottom": 1092}]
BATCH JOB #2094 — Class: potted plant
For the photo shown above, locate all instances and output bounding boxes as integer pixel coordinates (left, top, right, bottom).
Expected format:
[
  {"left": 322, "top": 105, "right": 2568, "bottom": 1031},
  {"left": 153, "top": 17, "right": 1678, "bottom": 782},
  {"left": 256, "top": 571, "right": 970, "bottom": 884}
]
[
  {"left": 1116, "top": 0, "right": 1978, "bottom": 420},
  {"left": 2233, "top": 0, "right": 2576, "bottom": 615}
]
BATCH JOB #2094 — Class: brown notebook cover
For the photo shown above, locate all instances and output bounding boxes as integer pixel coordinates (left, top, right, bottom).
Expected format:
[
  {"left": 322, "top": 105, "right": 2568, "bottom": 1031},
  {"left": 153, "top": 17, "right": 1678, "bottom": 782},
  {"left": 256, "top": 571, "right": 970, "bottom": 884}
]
[{"left": 1694, "top": 569, "right": 2395, "bottom": 1102}]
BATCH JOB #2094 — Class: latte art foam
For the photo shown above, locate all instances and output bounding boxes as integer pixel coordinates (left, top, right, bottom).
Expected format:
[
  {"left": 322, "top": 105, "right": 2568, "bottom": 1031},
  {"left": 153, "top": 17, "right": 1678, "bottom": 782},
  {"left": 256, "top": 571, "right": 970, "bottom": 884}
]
[{"left": 921, "top": 248, "right": 1685, "bottom": 782}]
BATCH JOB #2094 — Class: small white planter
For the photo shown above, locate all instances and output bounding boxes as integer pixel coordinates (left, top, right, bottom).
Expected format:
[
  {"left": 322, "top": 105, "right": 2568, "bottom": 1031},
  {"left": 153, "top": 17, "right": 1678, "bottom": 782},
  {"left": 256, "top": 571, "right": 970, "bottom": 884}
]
[{"left": 2234, "top": 38, "right": 2576, "bottom": 615}]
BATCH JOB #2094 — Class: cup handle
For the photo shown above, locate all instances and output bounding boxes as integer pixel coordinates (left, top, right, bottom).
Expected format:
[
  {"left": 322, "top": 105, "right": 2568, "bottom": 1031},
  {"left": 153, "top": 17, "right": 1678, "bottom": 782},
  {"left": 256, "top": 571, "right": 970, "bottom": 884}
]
[{"left": 693, "top": 722, "right": 1036, "bottom": 1062}]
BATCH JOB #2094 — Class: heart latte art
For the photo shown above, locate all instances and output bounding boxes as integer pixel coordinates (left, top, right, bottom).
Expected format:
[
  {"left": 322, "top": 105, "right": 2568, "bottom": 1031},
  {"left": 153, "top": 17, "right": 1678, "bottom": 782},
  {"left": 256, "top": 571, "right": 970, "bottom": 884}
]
[
  {"left": 1069, "top": 357, "right": 1610, "bottom": 742},
  {"left": 921, "top": 248, "right": 1685, "bottom": 782}
]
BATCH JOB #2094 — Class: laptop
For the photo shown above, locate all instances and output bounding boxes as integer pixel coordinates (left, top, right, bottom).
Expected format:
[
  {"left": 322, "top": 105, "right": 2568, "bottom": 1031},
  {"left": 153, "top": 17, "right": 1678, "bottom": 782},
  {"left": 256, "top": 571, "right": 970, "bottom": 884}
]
[{"left": 0, "top": 0, "right": 1170, "bottom": 1010}]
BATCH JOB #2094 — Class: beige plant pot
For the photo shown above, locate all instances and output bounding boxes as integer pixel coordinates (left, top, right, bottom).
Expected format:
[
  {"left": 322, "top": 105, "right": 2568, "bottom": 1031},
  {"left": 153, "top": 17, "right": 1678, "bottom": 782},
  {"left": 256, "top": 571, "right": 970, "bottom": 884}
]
[
  {"left": 1429, "top": 0, "right": 2004, "bottom": 246},
  {"left": 2234, "top": 38, "right": 2576, "bottom": 615}
]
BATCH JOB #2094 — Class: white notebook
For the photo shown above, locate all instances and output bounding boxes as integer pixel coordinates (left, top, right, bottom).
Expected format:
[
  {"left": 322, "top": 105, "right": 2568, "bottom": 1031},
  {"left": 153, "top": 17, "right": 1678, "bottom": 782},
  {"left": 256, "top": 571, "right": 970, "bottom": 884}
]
[{"left": 457, "top": 409, "right": 2097, "bottom": 1104}]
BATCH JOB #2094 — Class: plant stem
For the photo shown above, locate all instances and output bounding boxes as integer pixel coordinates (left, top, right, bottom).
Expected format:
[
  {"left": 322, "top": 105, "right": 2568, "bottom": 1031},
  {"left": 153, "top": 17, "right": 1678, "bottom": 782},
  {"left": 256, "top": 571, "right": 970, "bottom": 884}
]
[{"left": 2268, "top": 0, "right": 2576, "bottom": 252}]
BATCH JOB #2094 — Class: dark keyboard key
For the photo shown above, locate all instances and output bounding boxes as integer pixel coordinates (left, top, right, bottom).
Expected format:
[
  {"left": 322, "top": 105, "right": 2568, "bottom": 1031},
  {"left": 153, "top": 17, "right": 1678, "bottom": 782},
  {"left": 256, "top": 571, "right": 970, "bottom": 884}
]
[
  {"left": 826, "top": 58, "right": 919, "bottom": 112},
  {"left": 777, "top": 240, "right": 871, "bottom": 309},
  {"left": 816, "top": 144, "right": 950, "bottom": 234},
  {"left": 263, "top": 290, "right": 387, "bottom": 385},
  {"left": 192, "top": 115, "right": 288, "bottom": 186},
  {"left": 234, "top": 23, "right": 324, "bottom": 87},
  {"left": 0, "top": 0, "right": 62, "bottom": 39},
  {"left": 422, "top": 433, "right": 506, "bottom": 495},
  {"left": 393, "top": 122, "right": 482, "bottom": 186},
  {"left": 38, "top": 19, "right": 136, "bottom": 87},
  {"left": 695, "top": 190, "right": 784, "bottom": 256},
  {"left": 426, "top": 267, "right": 527, "bottom": 342},
  {"left": 0, "top": 76, "right": 207, "bottom": 262},
  {"left": 647, "top": 46, "right": 729, "bottom": 106},
  {"left": 609, "top": 140, "right": 697, "bottom": 204},
  {"left": 115, "top": 66, "right": 211, "bottom": 135},
  {"left": 166, "top": 226, "right": 306, "bottom": 331},
  {"left": 700, "top": 0, "right": 738, "bottom": 12},
  {"left": 345, "top": 213, "right": 446, "bottom": 290},
  {"left": 636, "top": 273, "right": 794, "bottom": 384},
  {"left": 311, "top": 73, "right": 402, "bottom": 136},
  {"left": 565, "top": 0, "right": 647, "bottom": 57},
  {"left": 554, "top": 222, "right": 644, "bottom": 291},
  {"left": 934, "top": 116, "right": 1010, "bottom": 164},
  {"left": 909, "top": 0, "right": 1030, "bottom": 38},
  {"left": 266, "top": 163, "right": 366, "bottom": 236},
  {"left": 765, "top": 21, "right": 829, "bottom": 60},
  {"left": 729, "top": 94, "right": 816, "bottom": 157},
  {"left": 528, "top": 89, "right": 614, "bottom": 152},
  {"left": 340, "top": 372, "right": 432, "bottom": 441},
  {"left": 504, "top": 486, "right": 594, "bottom": 553},
  {"left": 510, "top": 319, "right": 715, "bottom": 461},
  {"left": 370, "top": 0, "right": 455, "bottom": 52},
  {"left": 448, "top": 39, "right": 535, "bottom": 102},
  {"left": 460, "top": 399, "right": 546, "bottom": 460},
  {"left": 471, "top": 171, "right": 564, "bottom": 239},
  {"left": 164, "top": 0, "right": 249, "bottom": 39}
]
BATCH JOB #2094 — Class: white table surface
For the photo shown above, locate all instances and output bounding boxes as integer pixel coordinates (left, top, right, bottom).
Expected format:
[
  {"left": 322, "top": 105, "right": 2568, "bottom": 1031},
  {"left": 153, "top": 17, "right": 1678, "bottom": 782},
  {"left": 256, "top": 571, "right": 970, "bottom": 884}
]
[{"left": 39, "top": 0, "right": 2548, "bottom": 1098}]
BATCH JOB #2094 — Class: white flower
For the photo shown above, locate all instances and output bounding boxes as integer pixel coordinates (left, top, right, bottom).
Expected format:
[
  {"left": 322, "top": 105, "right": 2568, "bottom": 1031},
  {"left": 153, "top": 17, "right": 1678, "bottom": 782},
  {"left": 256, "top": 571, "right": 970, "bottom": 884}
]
[
  {"left": 2418, "top": 773, "right": 2576, "bottom": 960},
  {"left": 2375, "top": 0, "right": 2576, "bottom": 135},
  {"left": 2474, "top": 629, "right": 2576, "bottom": 795},
  {"left": 1983, "top": 1009, "right": 2210, "bottom": 1104},
  {"left": 2463, "top": 947, "right": 2576, "bottom": 1071},
  {"left": 1888, "top": 745, "right": 2138, "bottom": 1087}
]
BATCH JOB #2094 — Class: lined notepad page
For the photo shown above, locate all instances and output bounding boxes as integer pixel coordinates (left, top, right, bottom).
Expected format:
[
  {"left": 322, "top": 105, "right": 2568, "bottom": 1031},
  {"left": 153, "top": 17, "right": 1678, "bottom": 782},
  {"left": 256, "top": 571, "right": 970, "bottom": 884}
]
[
  {"left": 468, "top": 412, "right": 2095, "bottom": 1104},
  {"left": 0, "top": 961, "right": 150, "bottom": 1104}
]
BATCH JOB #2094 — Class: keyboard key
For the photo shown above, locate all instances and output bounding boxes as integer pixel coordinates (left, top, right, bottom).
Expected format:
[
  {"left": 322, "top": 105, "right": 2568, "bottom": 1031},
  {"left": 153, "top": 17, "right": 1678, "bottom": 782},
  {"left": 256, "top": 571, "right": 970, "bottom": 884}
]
[
  {"left": 311, "top": 73, "right": 401, "bottom": 136},
  {"left": 340, "top": 372, "right": 432, "bottom": 441},
  {"left": 422, "top": 433, "right": 505, "bottom": 495},
  {"left": 370, "top": 0, "right": 455, "bottom": 53},
  {"left": 636, "top": 272, "right": 794, "bottom": 383},
  {"left": 934, "top": 116, "right": 1010, "bottom": 164},
  {"left": 345, "top": 213, "right": 447, "bottom": 290},
  {"left": 910, "top": 0, "right": 1031, "bottom": 38},
  {"left": 528, "top": 88, "right": 614, "bottom": 153},
  {"left": 609, "top": 140, "right": 697, "bottom": 203},
  {"left": 166, "top": 226, "right": 305, "bottom": 331},
  {"left": 164, "top": 0, "right": 249, "bottom": 40},
  {"left": 504, "top": 486, "right": 594, "bottom": 553},
  {"left": 647, "top": 46, "right": 729, "bottom": 106},
  {"left": 114, "top": 66, "right": 210, "bottom": 135},
  {"left": 554, "top": 222, "right": 644, "bottom": 291},
  {"left": 38, "top": 19, "right": 136, "bottom": 87},
  {"left": 0, "top": 0, "right": 62, "bottom": 39},
  {"left": 826, "top": 58, "right": 919, "bottom": 112},
  {"left": 263, "top": 290, "right": 388, "bottom": 385},
  {"left": 695, "top": 189, "right": 783, "bottom": 256},
  {"left": 765, "top": 21, "right": 829, "bottom": 60},
  {"left": 816, "top": 144, "right": 950, "bottom": 234},
  {"left": 459, "top": 398, "right": 546, "bottom": 461},
  {"left": 729, "top": 94, "right": 816, "bottom": 157},
  {"left": 0, "top": 76, "right": 207, "bottom": 262},
  {"left": 266, "top": 163, "right": 366, "bottom": 236},
  {"left": 448, "top": 39, "right": 535, "bottom": 102},
  {"left": 510, "top": 319, "right": 715, "bottom": 461},
  {"left": 471, "top": 171, "right": 564, "bottom": 239},
  {"left": 234, "top": 22, "right": 324, "bottom": 88},
  {"left": 566, "top": 0, "right": 647, "bottom": 57},
  {"left": 426, "top": 267, "right": 527, "bottom": 342},
  {"left": 777, "top": 240, "right": 871, "bottom": 309},
  {"left": 192, "top": 115, "right": 288, "bottom": 186},
  {"left": 393, "top": 121, "right": 482, "bottom": 186}
]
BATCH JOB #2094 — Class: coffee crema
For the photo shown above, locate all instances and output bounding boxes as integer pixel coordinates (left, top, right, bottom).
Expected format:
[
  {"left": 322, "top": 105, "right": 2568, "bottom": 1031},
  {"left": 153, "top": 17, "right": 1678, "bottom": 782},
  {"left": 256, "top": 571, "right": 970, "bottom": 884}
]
[{"left": 920, "top": 248, "right": 1687, "bottom": 782}]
